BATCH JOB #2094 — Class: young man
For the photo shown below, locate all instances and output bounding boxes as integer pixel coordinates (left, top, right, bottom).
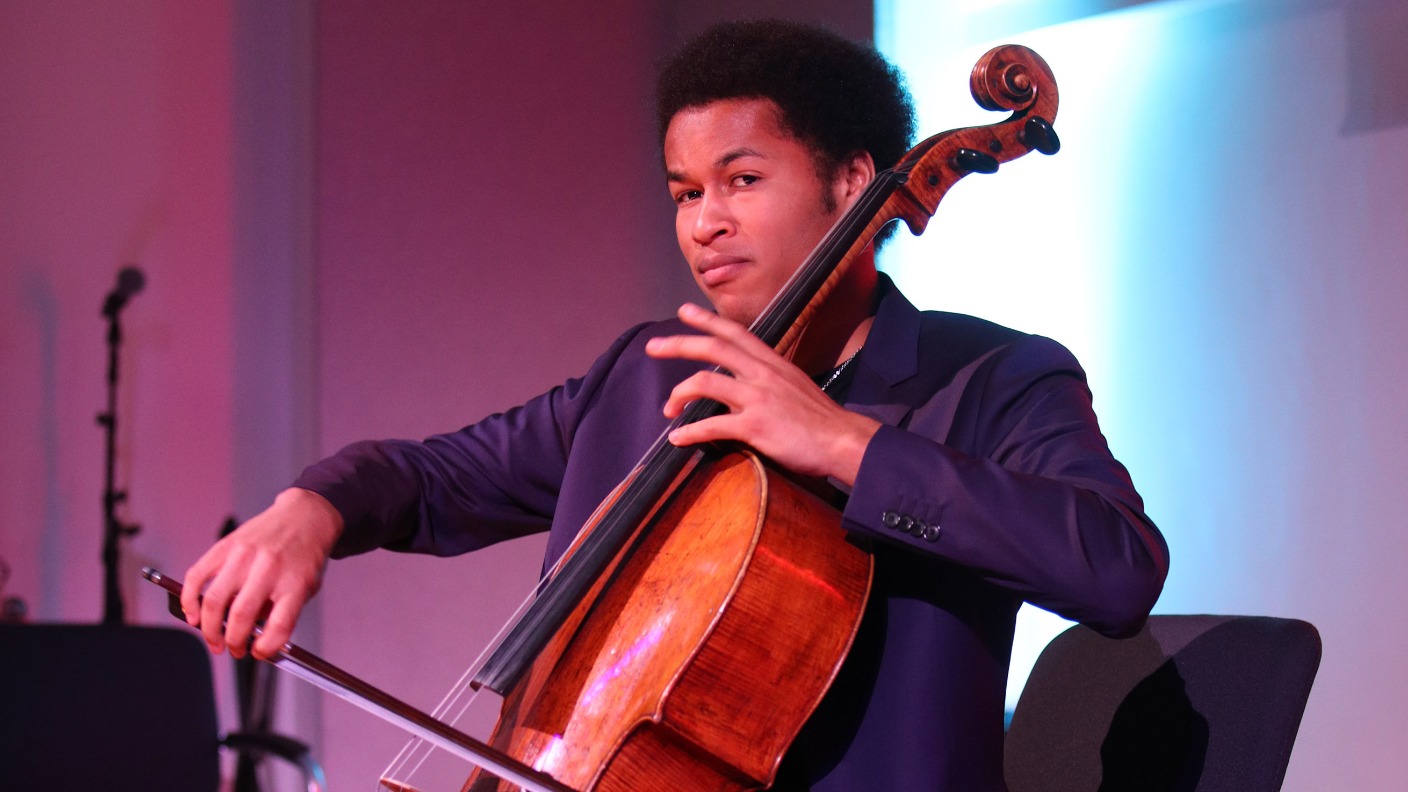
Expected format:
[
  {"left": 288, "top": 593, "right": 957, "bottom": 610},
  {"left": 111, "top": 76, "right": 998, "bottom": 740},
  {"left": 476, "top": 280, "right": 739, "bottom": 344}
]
[{"left": 184, "top": 20, "right": 1167, "bottom": 791}]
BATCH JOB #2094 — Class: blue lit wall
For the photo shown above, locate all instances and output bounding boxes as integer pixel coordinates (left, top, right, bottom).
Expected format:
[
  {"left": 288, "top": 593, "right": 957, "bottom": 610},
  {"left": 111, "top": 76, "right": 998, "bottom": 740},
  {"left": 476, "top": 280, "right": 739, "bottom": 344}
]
[{"left": 877, "top": 1, "right": 1408, "bottom": 788}]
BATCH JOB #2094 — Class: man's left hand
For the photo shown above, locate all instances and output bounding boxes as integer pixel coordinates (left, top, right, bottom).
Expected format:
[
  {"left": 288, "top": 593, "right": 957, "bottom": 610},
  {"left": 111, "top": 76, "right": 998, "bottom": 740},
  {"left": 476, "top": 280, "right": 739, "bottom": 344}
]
[{"left": 645, "top": 303, "right": 880, "bottom": 487}]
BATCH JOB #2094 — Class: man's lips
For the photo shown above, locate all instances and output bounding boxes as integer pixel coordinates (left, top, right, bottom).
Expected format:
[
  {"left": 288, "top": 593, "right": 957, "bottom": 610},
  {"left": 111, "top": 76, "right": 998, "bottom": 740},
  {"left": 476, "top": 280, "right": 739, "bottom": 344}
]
[{"left": 697, "top": 255, "right": 749, "bottom": 288}]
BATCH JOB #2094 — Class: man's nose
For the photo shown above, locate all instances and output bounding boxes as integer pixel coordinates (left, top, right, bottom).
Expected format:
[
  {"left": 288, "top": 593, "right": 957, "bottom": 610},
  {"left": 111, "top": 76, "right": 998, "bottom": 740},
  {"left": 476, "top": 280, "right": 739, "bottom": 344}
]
[{"left": 690, "top": 194, "right": 735, "bottom": 245}]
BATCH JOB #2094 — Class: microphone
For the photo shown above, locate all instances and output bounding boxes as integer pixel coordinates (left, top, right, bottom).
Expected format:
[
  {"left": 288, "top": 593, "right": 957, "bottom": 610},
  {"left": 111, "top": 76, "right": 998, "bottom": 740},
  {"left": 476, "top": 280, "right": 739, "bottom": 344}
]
[{"left": 101, "top": 265, "right": 146, "bottom": 317}]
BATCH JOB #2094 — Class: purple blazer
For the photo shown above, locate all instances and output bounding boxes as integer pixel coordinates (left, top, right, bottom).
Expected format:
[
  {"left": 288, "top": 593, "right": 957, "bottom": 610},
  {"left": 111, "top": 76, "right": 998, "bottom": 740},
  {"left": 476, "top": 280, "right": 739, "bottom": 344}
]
[{"left": 296, "top": 279, "right": 1168, "bottom": 791}]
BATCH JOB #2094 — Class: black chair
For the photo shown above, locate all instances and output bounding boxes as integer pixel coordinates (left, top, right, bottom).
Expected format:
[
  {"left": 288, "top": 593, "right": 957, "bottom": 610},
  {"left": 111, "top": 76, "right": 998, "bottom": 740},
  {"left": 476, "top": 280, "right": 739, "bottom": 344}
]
[
  {"left": 0, "top": 623, "right": 326, "bottom": 792},
  {"left": 1005, "top": 614, "right": 1321, "bottom": 792}
]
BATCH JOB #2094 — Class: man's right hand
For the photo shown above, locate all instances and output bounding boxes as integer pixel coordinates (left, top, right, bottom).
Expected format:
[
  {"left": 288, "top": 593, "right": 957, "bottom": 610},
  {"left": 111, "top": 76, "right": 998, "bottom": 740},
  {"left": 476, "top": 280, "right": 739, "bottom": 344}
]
[{"left": 180, "top": 487, "right": 344, "bottom": 660}]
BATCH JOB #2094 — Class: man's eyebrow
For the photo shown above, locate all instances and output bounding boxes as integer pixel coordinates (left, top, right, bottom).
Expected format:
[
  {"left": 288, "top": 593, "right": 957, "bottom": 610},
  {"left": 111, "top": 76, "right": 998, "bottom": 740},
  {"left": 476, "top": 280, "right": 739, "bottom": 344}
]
[
  {"left": 716, "top": 146, "right": 765, "bottom": 168},
  {"left": 666, "top": 147, "right": 767, "bottom": 184}
]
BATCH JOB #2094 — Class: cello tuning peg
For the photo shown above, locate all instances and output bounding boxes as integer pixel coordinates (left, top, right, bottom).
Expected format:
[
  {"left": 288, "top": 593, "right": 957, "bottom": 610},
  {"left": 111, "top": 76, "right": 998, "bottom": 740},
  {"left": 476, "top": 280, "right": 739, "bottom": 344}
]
[
  {"left": 951, "top": 148, "right": 1000, "bottom": 174},
  {"left": 1021, "top": 116, "right": 1060, "bottom": 155}
]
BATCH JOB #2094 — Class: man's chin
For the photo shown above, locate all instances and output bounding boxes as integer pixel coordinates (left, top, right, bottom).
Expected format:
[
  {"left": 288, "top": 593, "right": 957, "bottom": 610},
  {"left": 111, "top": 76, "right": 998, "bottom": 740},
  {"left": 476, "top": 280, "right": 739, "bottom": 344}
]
[{"left": 708, "top": 299, "right": 761, "bottom": 327}]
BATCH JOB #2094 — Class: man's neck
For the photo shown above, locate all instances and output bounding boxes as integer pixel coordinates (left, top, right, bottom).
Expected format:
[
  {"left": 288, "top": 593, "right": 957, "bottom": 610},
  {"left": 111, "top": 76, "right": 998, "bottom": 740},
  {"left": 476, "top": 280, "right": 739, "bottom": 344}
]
[{"left": 788, "top": 255, "right": 880, "bottom": 376}]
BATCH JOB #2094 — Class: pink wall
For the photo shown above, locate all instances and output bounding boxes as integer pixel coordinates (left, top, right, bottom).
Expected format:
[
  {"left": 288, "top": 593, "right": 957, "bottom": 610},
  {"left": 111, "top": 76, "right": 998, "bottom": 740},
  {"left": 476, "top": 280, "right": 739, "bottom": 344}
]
[{"left": 0, "top": 1, "right": 236, "bottom": 626}]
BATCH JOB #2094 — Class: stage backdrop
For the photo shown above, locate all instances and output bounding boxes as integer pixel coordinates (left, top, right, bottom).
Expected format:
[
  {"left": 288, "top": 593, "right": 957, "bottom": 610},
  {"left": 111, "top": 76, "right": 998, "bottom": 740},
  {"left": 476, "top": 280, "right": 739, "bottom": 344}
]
[{"left": 3, "top": 1, "right": 1404, "bottom": 790}]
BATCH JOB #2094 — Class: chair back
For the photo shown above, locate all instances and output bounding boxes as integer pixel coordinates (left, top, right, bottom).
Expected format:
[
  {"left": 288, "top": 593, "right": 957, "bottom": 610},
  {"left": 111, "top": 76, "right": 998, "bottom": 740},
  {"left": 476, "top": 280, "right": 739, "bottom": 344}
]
[
  {"left": 1005, "top": 614, "right": 1321, "bottom": 792},
  {"left": 0, "top": 624, "right": 221, "bottom": 791}
]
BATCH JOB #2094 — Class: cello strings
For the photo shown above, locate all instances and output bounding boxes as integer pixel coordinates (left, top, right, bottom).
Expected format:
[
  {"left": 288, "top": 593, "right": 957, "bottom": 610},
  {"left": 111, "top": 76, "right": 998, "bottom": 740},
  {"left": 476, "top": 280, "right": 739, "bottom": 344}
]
[{"left": 379, "top": 570, "right": 559, "bottom": 787}]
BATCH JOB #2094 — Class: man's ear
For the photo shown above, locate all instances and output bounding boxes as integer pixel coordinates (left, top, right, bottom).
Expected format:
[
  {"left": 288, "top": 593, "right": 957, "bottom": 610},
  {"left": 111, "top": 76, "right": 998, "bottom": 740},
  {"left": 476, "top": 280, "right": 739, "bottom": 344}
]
[{"left": 834, "top": 150, "right": 876, "bottom": 202}]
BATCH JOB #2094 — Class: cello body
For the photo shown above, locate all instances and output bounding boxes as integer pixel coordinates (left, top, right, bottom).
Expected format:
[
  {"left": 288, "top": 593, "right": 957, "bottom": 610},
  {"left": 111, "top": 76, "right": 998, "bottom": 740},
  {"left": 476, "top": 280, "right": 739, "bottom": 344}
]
[{"left": 467, "top": 450, "right": 872, "bottom": 791}]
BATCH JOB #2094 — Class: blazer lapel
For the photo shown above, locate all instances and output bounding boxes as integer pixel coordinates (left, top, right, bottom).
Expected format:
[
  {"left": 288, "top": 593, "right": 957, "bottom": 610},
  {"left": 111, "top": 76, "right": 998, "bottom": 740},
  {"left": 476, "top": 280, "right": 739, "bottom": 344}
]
[{"left": 844, "top": 276, "right": 922, "bottom": 429}]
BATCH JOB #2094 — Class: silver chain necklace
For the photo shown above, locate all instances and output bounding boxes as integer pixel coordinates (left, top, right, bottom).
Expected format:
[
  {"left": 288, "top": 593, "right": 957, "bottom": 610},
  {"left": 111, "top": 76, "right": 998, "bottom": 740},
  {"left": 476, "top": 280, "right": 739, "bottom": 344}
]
[{"left": 817, "top": 349, "right": 860, "bottom": 393}]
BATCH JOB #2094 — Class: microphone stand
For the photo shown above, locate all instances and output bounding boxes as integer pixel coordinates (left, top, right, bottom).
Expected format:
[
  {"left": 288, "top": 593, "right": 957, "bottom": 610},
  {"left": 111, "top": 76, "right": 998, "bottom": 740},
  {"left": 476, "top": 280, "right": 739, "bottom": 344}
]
[{"left": 99, "top": 277, "right": 142, "bottom": 626}]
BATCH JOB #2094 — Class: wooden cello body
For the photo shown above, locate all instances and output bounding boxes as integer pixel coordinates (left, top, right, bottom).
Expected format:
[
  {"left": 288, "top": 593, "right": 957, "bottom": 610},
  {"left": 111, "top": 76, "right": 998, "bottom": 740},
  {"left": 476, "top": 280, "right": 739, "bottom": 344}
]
[
  {"left": 468, "top": 451, "right": 871, "bottom": 790},
  {"left": 456, "top": 42, "right": 1060, "bottom": 792}
]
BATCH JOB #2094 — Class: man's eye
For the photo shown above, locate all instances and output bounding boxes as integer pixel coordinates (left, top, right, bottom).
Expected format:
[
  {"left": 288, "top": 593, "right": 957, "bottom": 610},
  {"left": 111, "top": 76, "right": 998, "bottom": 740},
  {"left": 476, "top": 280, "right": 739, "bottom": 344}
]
[
  {"left": 675, "top": 190, "right": 702, "bottom": 204},
  {"left": 732, "top": 175, "right": 759, "bottom": 187}
]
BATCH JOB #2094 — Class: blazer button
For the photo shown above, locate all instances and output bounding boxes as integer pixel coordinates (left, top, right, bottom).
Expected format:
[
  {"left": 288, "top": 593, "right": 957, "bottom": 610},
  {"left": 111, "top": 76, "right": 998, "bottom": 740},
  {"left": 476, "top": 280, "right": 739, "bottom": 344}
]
[
  {"left": 920, "top": 524, "right": 941, "bottom": 542},
  {"left": 882, "top": 511, "right": 902, "bottom": 529},
  {"left": 898, "top": 515, "right": 916, "bottom": 533}
]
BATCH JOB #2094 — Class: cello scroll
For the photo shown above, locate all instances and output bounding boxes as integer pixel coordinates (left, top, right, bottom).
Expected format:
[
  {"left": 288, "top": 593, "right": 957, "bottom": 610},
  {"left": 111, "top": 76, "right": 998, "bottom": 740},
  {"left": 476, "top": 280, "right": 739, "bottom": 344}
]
[{"left": 886, "top": 44, "right": 1061, "bottom": 239}]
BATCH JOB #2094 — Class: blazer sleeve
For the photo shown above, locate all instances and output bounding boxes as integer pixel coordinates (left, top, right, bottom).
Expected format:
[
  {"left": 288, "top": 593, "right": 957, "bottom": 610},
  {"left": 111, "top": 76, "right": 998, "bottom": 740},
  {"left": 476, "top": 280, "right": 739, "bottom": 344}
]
[
  {"left": 293, "top": 323, "right": 654, "bottom": 559},
  {"left": 841, "top": 334, "right": 1169, "bottom": 636}
]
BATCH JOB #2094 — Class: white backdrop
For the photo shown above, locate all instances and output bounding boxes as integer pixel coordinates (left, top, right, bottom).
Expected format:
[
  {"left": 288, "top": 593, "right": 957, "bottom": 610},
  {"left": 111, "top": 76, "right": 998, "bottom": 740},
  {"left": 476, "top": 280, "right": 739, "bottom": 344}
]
[{"left": 878, "top": 0, "right": 1408, "bottom": 788}]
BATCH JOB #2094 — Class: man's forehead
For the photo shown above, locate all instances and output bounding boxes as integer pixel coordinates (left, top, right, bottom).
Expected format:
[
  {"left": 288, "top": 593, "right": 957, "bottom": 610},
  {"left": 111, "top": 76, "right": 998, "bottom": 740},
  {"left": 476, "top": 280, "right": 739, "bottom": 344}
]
[
  {"left": 666, "top": 146, "right": 769, "bottom": 183},
  {"left": 663, "top": 98, "right": 802, "bottom": 174}
]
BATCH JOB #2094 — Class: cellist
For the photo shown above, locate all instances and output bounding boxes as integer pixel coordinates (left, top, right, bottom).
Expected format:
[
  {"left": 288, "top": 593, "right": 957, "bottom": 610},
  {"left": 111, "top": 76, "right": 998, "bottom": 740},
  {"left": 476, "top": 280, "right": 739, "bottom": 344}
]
[{"left": 182, "top": 19, "right": 1168, "bottom": 791}]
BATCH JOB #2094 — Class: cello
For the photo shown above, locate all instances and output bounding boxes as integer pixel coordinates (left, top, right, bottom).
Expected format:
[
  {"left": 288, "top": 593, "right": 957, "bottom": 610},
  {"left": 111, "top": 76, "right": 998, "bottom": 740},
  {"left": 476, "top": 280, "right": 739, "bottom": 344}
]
[{"left": 150, "top": 43, "right": 1060, "bottom": 792}]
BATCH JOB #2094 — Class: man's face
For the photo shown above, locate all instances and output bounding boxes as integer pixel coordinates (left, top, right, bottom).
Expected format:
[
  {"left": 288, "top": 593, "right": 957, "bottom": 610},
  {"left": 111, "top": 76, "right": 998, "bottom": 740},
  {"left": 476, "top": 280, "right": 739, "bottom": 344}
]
[{"left": 664, "top": 99, "right": 851, "bottom": 325}]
